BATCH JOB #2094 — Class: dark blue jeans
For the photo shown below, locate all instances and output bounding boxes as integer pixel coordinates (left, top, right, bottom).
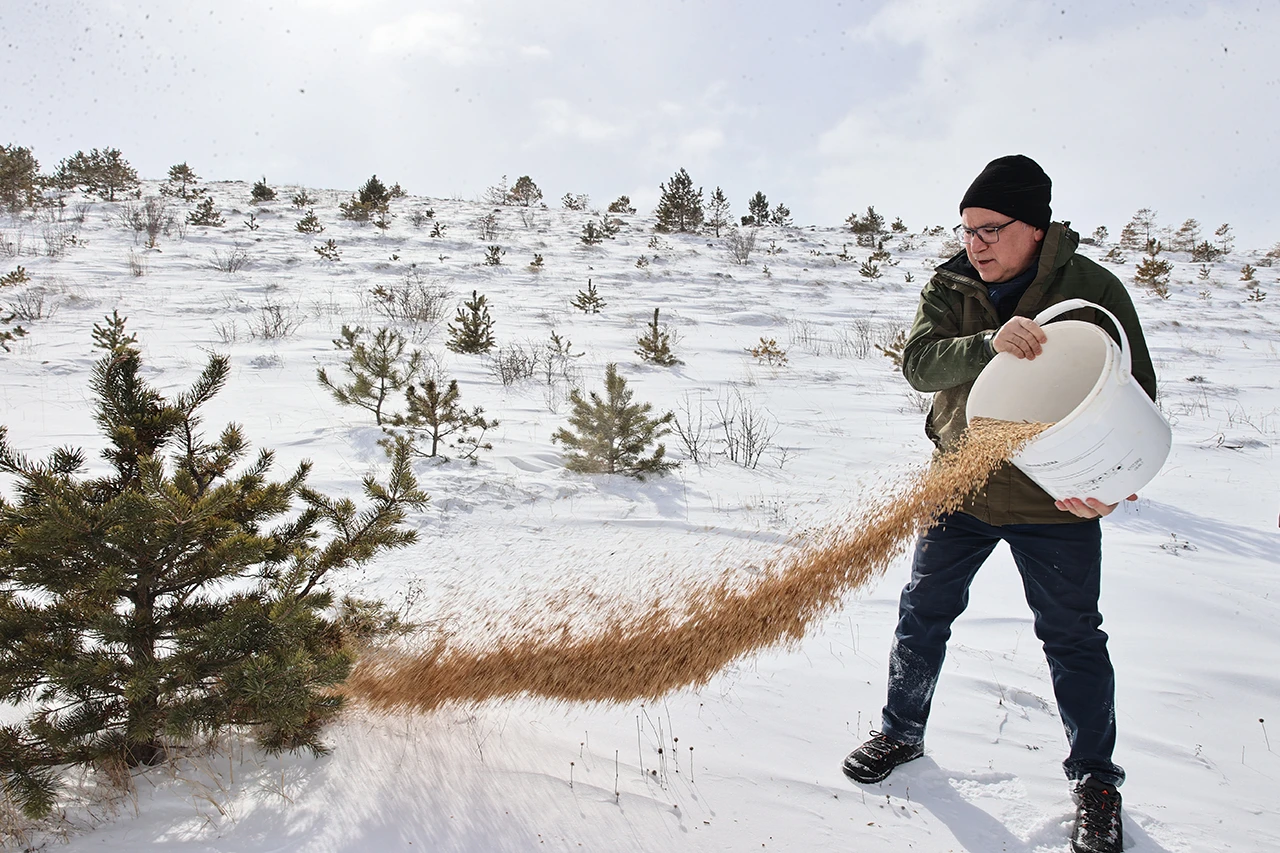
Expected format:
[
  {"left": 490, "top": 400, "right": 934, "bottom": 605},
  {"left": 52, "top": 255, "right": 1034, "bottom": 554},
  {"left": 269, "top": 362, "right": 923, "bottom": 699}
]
[{"left": 880, "top": 511, "right": 1124, "bottom": 786}]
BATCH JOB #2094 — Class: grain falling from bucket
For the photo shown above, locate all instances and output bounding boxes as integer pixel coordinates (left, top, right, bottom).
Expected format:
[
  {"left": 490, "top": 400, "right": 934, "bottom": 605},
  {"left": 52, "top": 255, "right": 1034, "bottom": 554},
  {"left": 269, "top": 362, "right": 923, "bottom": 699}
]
[{"left": 344, "top": 418, "right": 1050, "bottom": 712}]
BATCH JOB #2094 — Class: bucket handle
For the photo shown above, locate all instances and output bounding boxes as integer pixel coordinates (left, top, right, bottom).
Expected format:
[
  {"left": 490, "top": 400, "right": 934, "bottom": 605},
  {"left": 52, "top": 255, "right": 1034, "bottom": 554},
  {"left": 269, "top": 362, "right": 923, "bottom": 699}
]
[{"left": 1031, "top": 298, "right": 1131, "bottom": 383}]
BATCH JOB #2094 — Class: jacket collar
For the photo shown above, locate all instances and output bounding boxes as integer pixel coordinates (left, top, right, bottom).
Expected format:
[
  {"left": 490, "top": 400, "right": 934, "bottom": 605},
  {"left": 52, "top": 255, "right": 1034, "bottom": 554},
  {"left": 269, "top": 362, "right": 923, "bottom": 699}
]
[{"left": 934, "top": 222, "right": 1080, "bottom": 316}]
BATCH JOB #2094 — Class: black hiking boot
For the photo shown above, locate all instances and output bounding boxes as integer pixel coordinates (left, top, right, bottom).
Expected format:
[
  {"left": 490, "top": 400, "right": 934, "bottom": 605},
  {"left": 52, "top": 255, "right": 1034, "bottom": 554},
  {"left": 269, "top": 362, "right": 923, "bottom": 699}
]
[
  {"left": 1071, "top": 775, "right": 1123, "bottom": 853},
  {"left": 841, "top": 731, "right": 924, "bottom": 783}
]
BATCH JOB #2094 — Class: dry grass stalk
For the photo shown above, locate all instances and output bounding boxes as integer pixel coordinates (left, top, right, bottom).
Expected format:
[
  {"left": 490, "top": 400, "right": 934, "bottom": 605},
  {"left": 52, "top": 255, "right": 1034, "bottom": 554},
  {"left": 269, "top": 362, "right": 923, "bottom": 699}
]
[{"left": 344, "top": 418, "right": 1049, "bottom": 712}]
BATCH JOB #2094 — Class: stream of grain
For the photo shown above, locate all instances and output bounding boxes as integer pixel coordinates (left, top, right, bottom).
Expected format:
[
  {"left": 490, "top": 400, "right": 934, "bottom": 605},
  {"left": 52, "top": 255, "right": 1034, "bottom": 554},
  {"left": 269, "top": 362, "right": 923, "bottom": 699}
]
[{"left": 344, "top": 418, "right": 1049, "bottom": 711}]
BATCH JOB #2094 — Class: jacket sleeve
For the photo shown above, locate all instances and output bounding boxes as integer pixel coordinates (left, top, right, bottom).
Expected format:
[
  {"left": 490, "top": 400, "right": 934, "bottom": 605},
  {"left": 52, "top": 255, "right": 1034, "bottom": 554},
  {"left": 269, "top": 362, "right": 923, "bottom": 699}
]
[{"left": 900, "top": 281, "right": 994, "bottom": 393}]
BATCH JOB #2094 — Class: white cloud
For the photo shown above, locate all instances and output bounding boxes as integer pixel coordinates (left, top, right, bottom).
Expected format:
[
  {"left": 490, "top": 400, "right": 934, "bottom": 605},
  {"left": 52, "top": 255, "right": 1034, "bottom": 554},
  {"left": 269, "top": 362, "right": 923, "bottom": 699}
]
[
  {"left": 678, "top": 128, "right": 726, "bottom": 161},
  {"left": 369, "top": 11, "right": 482, "bottom": 65},
  {"left": 535, "top": 99, "right": 625, "bottom": 143},
  {"left": 812, "top": 2, "right": 1280, "bottom": 240}
]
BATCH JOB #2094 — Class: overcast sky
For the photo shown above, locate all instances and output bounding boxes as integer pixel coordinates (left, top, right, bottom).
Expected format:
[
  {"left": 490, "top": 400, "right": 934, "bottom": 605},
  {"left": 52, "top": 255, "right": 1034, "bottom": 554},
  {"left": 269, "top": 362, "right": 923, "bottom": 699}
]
[{"left": 5, "top": 0, "right": 1278, "bottom": 249}]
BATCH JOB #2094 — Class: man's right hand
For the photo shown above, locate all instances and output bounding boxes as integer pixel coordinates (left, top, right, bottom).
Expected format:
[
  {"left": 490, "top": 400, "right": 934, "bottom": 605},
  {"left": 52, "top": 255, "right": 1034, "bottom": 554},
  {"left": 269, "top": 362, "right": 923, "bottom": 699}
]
[{"left": 991, "top": 316, "right": 1048, "bottom": 360}]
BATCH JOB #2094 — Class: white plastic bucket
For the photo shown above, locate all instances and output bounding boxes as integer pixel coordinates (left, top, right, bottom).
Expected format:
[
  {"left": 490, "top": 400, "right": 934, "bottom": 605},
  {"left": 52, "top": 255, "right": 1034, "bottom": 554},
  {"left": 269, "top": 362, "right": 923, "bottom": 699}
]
[{"left": 965, "top": 298, "right": 1171, "bottom": 505}]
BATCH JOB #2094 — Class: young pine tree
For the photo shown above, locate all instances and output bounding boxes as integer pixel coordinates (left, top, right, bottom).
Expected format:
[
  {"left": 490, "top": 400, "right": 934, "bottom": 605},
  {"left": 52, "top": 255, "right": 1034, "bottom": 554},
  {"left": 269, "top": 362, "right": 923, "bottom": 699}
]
[
  {"left": 746, "top": 191, "right": 770, "bottom": 227},
  {"left": 316, "top": 326, "right": 425, "bottom": 425},
  {"left": 1119, "top": 208, "right": 1156, "bottom": 250},
  {"left": 571, "top": 278, "right": 606, "bottom": 314},
  {"left": 296, "top": 209, "right": 325, "bottom": 234},
  {"left": 446, "top": 290, "right": 496, "bottom": 354},
  {"left": 551, "top": 363, "right": 676, "bottom": 479},
  {"left": 187, "top": 196, "right": 225, "bottom": 226},
  {"left": 607, "top": 195, "right": 637, "bottom": 215},
  {"left": 384, "top": 379, "right": 497, "bottom": 462},
  {"left": 506, "top": 175, "right": 543, "bottom": 207},
  {"left": 0, "top": 145, "right": 42, "bottom": 213},
  {"left": 251, "top": 177, "right": 277, "bottom": 203},
  {"left": 52, "top": 148, "right": 140, "bottom": 201},
  {"left": 1214, "top": 222, "right": 1235, "bottom": 255},
  {"left": 339, "top": 175, "right": 393, "bottom": 222},
  {"left": 636, "top": 307, "right": 680, "bottom": 366},
  {"left": 654, "top": 168, "right": 704, "bottom": 233},
  {"left": 159, "top": 163, "right": 203, "bottom": 200},
  {"left": 0, "top": 315, "right": 428, "bottom": 818},
  {"left": 1172, "top": 218, "right": 1201, "bottom": 253},
  {"left": 705, "top": 187, "right": 731, "bottom": 237}
]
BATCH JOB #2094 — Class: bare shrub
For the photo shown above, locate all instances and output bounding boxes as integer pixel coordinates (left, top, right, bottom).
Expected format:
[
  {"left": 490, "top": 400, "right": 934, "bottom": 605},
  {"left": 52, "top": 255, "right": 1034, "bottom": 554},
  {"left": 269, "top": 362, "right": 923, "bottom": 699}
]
[
  {"left": 902, "top": 389, "right": 932, "bottom": 414},
  {"left": 248, "top": 298, "right": 302, "bottom": 339},
  {"left": 209, "top": 247, "right": 252, "bottom": 274},
  {"left": 716, "top": 388, "right": 778, "bottom": 469},
  {"left": 673, "top": 392, "right": 715, "bottom": 465},
  {"left": 725, "top": 227, "right": 758, "bottom": 265},
  {"left": 788, "top": 319, "right": 825, "bottom": 356},
  {"left": 118, "top": 197, "right": 174, "bottom": 246},
  {"left": 7, "top": 287, "right": 56, "bottom": 321},
  {"left": 488, "top": 341, "right": 541, "bottom": 387},
  {"left": 0, "top": 230, "right": 27, "bottom": 259},
  {"left": 474, "top": 212, "right": 500, "bottom": 241},
  {"left": 540, "top": 332, "right": 582, "bottom": 386},
  {"left": 839, "top": 318, "right": 877, "bottom": 359},
  {"left": 127, "top": 249, "right": 148, "bottom": 277},
  {"left": 41, "top": 223, "right": 79, "bottom": 258},
  {"left": 368, "top": 268, "right": 450, "bottom": 325},
  {"left": 516, "top": 207, "right": 539, "bottom": 229},
  {"left": 213, "top": 319, "right": 238, "bottom": 344}
]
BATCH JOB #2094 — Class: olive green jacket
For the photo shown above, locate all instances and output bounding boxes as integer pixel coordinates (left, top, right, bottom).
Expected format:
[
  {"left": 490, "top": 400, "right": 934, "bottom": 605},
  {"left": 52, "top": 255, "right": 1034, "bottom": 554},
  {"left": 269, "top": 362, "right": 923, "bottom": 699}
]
[{"left": 901, "top": 223, "right": 1158, "bottom": 526}]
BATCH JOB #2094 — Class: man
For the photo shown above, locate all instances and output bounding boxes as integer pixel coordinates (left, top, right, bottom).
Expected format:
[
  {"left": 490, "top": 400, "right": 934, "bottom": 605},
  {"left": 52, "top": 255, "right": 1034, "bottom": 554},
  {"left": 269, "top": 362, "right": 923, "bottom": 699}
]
[{"left": 842, "top": 155, "right": 1156, "bottom": 853}]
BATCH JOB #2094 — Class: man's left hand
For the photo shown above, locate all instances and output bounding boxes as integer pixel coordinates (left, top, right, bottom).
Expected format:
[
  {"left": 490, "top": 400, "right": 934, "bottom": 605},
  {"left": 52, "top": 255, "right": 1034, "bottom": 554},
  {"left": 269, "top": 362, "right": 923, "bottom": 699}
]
[{"left": 1054, "top": 494, "right": 1138, "bottom": 518}]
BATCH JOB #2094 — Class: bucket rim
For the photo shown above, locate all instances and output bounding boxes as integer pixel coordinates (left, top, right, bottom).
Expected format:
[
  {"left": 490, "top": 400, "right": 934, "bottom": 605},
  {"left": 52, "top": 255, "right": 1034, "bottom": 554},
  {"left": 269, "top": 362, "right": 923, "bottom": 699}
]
[{"left": 1008, "top": 321, "right": 1119, "bottom": 446}]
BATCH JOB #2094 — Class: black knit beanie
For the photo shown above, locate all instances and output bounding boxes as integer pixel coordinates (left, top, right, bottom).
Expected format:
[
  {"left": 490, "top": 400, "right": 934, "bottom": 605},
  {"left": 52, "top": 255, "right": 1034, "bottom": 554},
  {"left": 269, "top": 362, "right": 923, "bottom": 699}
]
[{"left": 959, "top": 154, "right": 1052, "bottom": 231}]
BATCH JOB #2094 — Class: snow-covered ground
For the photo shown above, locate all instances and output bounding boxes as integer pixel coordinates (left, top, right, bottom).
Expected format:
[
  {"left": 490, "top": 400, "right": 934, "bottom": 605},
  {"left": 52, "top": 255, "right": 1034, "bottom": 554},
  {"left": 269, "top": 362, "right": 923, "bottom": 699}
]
[{"left": 1, "top": 181, "right": 1277, "bottom": 851}]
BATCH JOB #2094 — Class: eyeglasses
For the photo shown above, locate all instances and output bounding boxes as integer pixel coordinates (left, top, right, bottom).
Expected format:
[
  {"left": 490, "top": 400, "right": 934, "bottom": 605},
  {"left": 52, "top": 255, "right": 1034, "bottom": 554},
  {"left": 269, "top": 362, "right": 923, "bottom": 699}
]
[{"left": 953, "top": 219, "right": 1018, "bottom": 245}]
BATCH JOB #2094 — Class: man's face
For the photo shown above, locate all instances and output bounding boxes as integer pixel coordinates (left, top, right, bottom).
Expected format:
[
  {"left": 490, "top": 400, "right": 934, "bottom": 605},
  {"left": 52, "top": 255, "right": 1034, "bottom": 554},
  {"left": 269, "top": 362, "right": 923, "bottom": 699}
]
[{"left": 960, "top": 207, "right": 1045, "bottom": 284}]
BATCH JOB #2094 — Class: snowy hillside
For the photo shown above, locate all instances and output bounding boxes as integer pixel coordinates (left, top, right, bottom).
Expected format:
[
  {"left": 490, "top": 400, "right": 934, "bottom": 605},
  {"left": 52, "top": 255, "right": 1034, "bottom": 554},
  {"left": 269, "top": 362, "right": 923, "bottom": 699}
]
[{"left": 1, "top": 180, "right": 1277, "bottom": 852}]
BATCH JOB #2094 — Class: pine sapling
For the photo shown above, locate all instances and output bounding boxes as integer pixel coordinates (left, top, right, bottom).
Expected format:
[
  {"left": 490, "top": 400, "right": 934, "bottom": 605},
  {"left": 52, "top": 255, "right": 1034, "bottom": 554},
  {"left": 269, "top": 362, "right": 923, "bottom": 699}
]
[
  {"left": 749, "top": 338, "right": 788, "bottom": 367},
  {"left": 187, "top": 196, "right": 224, "bottom": 227},
  {"left": 0, "top": 266, "right": 30, "bottom": 287},
  {"left": 653, "top": 168, "right": 703, "bottom": 233},
  {"left": 551, "top": 363, "right": 676, "bottom": 479},
  {"left": 581, "top": 222, "right": 604, "bottom": 245},
  {"left": 705, "top": 187, "right": 731, "bottom": 237},
  {"left": 317, "top": 325, "right": 425, "bottom": 425},
  {"left": 159, "top": 162, "right": 204, "bottom": 200},
  {"left": 572, "top": 278, "right": 606, "bottom": 313},
  {"left": 0, "top": 316, "right": 27, "bottom": 352},
  {"left": 296, "top": 209, "right": 325, "bottom": 234},
  {"left": 383, "top": 378, "right": 497, "bottom": 463},
  {"left": 447, "top": 290, "right": 496, "bottom": 354},
  {"left": 636, "top": 308, "right": 680, "bottom": 366},
  {"left": 315, "top": 239, "right": 341, "bottom": 261},
  {"left": 250, "top": 177, "right": 277, "bottom": 203},
  {"left": 0, "top": 316, "right": 428, "bottom": 818}
]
